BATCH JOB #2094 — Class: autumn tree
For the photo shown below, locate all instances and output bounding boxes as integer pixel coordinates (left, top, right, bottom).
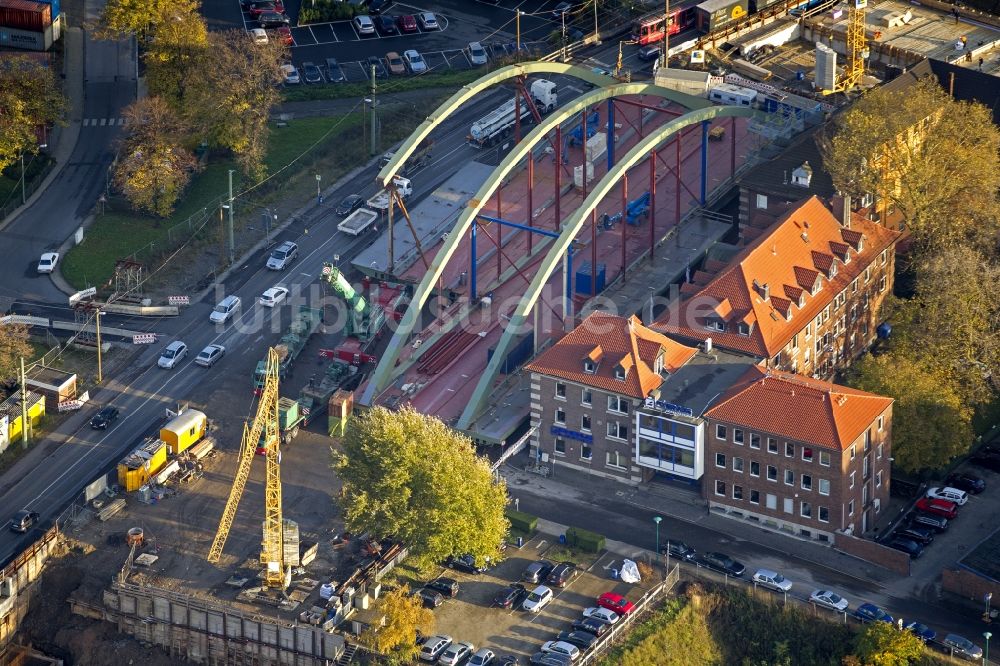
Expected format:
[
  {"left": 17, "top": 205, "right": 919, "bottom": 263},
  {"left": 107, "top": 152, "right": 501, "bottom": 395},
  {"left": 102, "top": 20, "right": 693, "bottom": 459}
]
[
  {"left": 113, "top": 97, "right": 199, "bottom": 216},
  {"left": 97, "top": 0, "right": 199, "bottom": 43},
  {"left": 852, "top": 621, "right": 926, "bottom": 666},
  {"left": 0, "top": 56, "right": 66, "bottom": 172},
  {"left": 357, "top": 586, "right": 434, "bottom": 664},
  {"left": 335, "top": 406, "right": 509, "bottom": 570},
  {"left": 143, "top": 9, "right": 209, "bottom": 108},
  {"left": 0, "top": 323, "right": 33, "bottom": 383},
  {"left": 823, "top": 78, "right": 1000, "bottom": 253}
]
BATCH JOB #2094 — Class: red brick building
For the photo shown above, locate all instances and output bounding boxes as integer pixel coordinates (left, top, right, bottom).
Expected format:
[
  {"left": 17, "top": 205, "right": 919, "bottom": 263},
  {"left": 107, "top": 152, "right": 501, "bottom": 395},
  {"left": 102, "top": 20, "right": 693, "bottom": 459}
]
[{"left": 703, "top": 366, "right": 893, "bottom": 541}]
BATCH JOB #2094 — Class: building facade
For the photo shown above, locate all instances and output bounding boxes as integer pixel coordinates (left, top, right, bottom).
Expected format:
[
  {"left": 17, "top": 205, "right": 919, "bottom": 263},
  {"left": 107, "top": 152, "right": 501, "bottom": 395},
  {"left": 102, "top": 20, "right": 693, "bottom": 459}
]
[{"left": 703, "top": 367, "right": 893, "bottom": 541}]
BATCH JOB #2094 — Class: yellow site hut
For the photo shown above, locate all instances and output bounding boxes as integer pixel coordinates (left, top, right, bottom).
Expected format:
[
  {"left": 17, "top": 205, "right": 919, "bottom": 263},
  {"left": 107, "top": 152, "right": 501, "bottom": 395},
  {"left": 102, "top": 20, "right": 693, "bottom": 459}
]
[{"left": 160, "top": 409, "right": 207, "bottom": 456}]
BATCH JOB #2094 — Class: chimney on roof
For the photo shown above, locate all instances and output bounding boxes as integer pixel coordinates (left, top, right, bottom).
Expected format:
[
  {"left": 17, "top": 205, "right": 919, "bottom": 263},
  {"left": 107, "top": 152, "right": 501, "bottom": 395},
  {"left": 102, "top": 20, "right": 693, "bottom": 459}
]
[
  {"left": 801, "top": 231, "right": 810, "bottom": 243},
  {"left": 842, "top": 195, "right": 852, "bottom": 229},
  {"left": 762, "top": 283, "right": 770, "bottom": 301}
]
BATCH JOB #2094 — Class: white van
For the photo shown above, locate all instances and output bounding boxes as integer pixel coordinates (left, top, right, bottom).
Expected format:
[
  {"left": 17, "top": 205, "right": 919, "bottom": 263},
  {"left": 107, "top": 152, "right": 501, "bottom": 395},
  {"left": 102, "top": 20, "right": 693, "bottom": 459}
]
[
  {"left": 925, "top": 486, "right": 968, "bottom": 506},
  {"left": 210, "top": 295, "right": 242, "bottom": 324}
]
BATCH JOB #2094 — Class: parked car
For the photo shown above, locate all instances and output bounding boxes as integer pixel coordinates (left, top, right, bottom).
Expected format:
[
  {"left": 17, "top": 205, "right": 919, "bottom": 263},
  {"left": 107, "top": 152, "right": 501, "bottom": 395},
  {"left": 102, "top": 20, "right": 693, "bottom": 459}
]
[
  {"left": 266, "top": 240, "right": 298, "bottom": 270},
  {"left": 415, "top": 587, "right": 444, "bottom": 608},
  {"left": 809, "top": 589, "right": 849, "bottom": 612},
  {"left": 751, "top": 569, "right": 793, "bottom": 592},
  {"left": 468, "top": 41, "right": 488, "bottom": 66},
  {"left": 365, "top": 55, "right": 386, "bottom": 78},
  {"left": 571, "top": 616, "right": 609, "bottom": 637},
  {"left": 854, "top": 603, "right": 894, "bottom": 624},
  {"left": 700, "top": 552, "right": 746, "bottom": 577},
  {"left": 470, "top": 648, "right": 496, "bottom": 666},
  {"left": 556, "top": 631, "right": 597, "bottom": 651},
  {"left": 325, "top": 57, "right": 345, "bottom": 82},
  {"left": 90, "top": 406, "right": 120, "bottom": 429},
  {"left": 522, "top": 585, "right": 554, "bottom": 613},
  {"left": 915, "top": 497, "right": 958, "bottom": 519},
  {"left": 396, "top": 14, "right": 417, "bottom": 32},
  {"left": 941, "top": 633, "right": 983, "bottom": 661},
  {"left": 419, "top": 635, "right": 453, "bottom": 662},
  {"left": 522, "top": 560, "right": 554, "bottom": 583},
  {"left": 404, "top": 49, "right": 427, "bottom": 73},
  {"left": 970, "top": 451, "right": 1000, "bottom": 472},
  {"left": 904, "top": 620, "right": 937, "bottom": 642},
  {"left": 581, "top": 606, "right": 620, "bottom": 625},
  {"left": 925, "top": 486, "right": 969, "bottom": 505},
  {"left": 910, "top": 512, "right": 949, "bottom": 532},
  {"left": 597, "top": 592, "right": 635, "bottom": 616},
  {"left": 425, "top": 577, "right": 459, "bottom": 598},
  {"left": 9, "top": 509, "right": 39, "bottom": 533},
  {"left": 439, "top": 641, "right": 475, "bottom": 666},
  {"left": 547, "top": 562, "right": 578, "bottom": 587},
  {"left": 249, "top": 27, "right": 268, "bottom": 44},
  {"left": 884, "top": 536, "right": 923, "bottom": 559},
  {"left": 446, "top": 553, "right": 485, "bottom": 574},
  {"left": 366, "top": 0, "right": 384, "bottom": 12},
  {"left": 158, "top": 341, "right": 188, "bottom": 369},
  {"left": 279, "top": 63, "right": 299, "bottom": 84},
  {"left": 353, "top": 14, "right": 375, "bottom": 35},
  {"left": 258, "top": 286, "right": 289, "bottom": 307},
  {"left": 301, "top": 61, "right": 323, "bottom": 83},
  {"left": 662, "top": 540, "right": 697, "bottom": 561},
  {"left": 540, "top": 641, "right": 580, "bottom": 662},
  {"left": 494, "top": 583, "right": 527, "bottom": 609},
  {"left": 376, "top": 13, "right": 397, "bottom": 34},
  {"left": 275, "top": 26, "right": 293, "bottom": 45},
  {"left": 194, "top": 344, "right": 226, "bottom": 368},
  {"left": 248, "top": 1, "right": 280, "bottom": 17},
  {"left": 386, "top": 51, "right": 406, "bottom": 75},
  {"left": 36, "top": 252, "right": 59, "bottom": 273},
  {"left": 945, "top": 471, "right": 985, "bottom": 494},
  {"left": 257, "top": 11, "right": 289, "bottom": 28},
  {"left": 335, "top": 194, "right": 364, "bottom": 216},
  {"left": 552, "top": 2, "right": 572, "bottom": 17},
  {"left": 892, "top": 525, "right": 934, "bottom": 545},
  {"left": 418, "top": 11, "right": 438, "bottom": 29},
  {"left": 529, "top": 653, "right": 571, "bottom": 666},
  {"left": 638, "top": 44, "right": 661, "bottom": 61},
  {"left": 210, "top": 294, "right": 242, "bottom": 324}
]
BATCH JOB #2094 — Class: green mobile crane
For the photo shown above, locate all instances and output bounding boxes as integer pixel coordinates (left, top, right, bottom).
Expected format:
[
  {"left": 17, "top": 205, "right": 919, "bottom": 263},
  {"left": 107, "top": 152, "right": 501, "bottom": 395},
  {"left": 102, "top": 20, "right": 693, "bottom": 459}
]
[{"left": 321, "top": 263, "right": 386, "bottom": 342}]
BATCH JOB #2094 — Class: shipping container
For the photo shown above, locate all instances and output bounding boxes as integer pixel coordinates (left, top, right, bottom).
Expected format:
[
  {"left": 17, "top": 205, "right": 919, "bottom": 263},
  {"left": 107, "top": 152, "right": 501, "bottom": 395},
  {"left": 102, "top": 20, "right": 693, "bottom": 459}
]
[
  {"left": 750, "top": 0, "right": 783, "bottom": 12},
  {"left": 117, "top": 438, "right": 168, "bottom": 492},
  {"left": 0, "top": 0, "right": 51, "bottom": 33},
  {"left": 34, "top": 0, "right": 57, "bottom": 19},
  {"left": 695, "top": 0, "right": 748, "bottom": 33},
  {"left": 487, "top": 332, "right": 534, "bottom": 375},
  {"left": 575, "top": 261, "right": 607, "bottom": 296},
  {"left": 0, "top": 22, "right": 55, "bottom": 51},
  {"left": 160, "top": 408, "right": 207, "bottom": 456}
]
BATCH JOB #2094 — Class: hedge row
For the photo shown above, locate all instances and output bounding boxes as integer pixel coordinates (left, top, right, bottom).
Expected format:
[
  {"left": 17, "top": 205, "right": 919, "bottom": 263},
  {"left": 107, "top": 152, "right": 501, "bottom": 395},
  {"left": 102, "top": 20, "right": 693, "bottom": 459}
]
[
  {"left": 566, "top": 526, "right": 605, "bottom": 553},
  {"left": 298, "top": 0, "right": 358, "bottom": 25},
  {"left": 505, "top": 509, "right": 537, "bottom": 534}
]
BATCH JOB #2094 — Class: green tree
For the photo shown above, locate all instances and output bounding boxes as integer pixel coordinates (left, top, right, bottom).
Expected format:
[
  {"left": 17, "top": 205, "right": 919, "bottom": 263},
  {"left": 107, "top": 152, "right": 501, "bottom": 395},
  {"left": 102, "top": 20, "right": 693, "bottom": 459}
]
[
  {"left": 0, "top": 323, "right": 32, "bottom": 383},
  {"left": 335, "top": 406, "right": 509, "bottom": 569},
  {"left": 97, "top": 0, "right": 199, "bottom": 43},
  {"left": 143, "top": 9, "right": 209, "bottom": 110},
  {"left": 822, "top": 78, "right": 1000, "bottom": 253},
  {"left": 850, "top": 352, "right": 972, "bottom": 472},
  {"left": 0, "top": 56, "right": 66, "bottom": 172},
  {"left": 853, "top": 621, "right": 925, "bottom": 666},
  {"left": 113, "top": 97, "right": 199, "bottom": 216},
  {"left": 357, "top": 586, "right": 434, "bottom": 664}
]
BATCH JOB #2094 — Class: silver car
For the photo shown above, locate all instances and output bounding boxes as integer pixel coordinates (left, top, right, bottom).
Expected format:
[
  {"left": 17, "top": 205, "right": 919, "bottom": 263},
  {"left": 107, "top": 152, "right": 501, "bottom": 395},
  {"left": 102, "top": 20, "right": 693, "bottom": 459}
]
[
  {"left": 404, "top": 49, "right": 427, "bottom": 74},
  {"left": 468, "top": 41, "right": 488, "bottom": 66},
  {"left": 157, "top": 341, "right": 188, "bottom": 369},
  {"left": 438, "top": 641, "right": 474, "bottom": 666},
  {"left": 195, "top": 344, "right": 226, "bottom": 368}
]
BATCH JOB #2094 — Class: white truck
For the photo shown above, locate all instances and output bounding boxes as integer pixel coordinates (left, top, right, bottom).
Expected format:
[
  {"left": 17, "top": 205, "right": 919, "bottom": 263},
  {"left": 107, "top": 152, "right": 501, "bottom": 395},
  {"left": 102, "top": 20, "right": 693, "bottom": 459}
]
[
  {"left": 468, "top": 79, "right": 559, "bottom": 148},
  {"left": 366, "top": 176, "right": 413, "bottom": 211},
  {"left": 338, "top": 208, "right": 378, "bottom": 236}
]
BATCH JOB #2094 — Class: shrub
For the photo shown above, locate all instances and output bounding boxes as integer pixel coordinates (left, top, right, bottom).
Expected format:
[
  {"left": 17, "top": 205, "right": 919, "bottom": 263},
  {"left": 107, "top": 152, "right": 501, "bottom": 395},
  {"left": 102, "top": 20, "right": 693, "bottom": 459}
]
[
  {"left": 505, "top": 509, "right": 537, "bottom": 534},
  {"left": 298, "top": 0, "right": 357, "bottom": 24},
  {"left": 565, "top": 526, "right": 605, "bottom": 553}
]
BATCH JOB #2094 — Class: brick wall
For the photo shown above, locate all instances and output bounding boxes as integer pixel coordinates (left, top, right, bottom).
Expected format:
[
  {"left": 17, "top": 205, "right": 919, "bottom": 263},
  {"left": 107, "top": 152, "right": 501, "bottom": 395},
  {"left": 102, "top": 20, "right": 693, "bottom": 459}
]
[
  {"left": 942, "top": 567, "right": 1000, "bottom": 604},
  {"left": 834, "top": 532, "right": 910, "bottom": 576}
]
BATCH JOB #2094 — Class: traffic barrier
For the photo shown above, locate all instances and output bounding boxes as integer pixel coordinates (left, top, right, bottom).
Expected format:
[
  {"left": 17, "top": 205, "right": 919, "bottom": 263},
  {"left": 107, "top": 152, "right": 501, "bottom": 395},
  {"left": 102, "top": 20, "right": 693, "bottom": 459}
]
[
  {"left": 167, "top": 295, "right": 190, "bottom": 306},
  {"left": 132, "top": 333, "right": 156, "bottom": 345}
]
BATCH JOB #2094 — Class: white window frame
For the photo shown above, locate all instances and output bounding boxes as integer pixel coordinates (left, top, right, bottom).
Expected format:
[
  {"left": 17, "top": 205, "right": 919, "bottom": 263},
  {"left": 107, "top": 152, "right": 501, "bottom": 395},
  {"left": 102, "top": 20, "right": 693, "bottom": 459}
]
[
  {"left": 819, "top": 451, "right": 831, "bottom": 467},
  {"left": 850, "top": 471, "right": 856, "bottom": 489},
  {"left": 750, "top": 461, "right": 760, "bottom": 477},
  {"left": 715, "top": 453, "right": 726, "bottom": 468},
  {"left": 800, "top": 501, "right": 812, "bottom": 519},
  {"left": 716, "top": 424, "right": 727, "bottom": 440},
  {"left": 555, "top": 382, "right": 567, "bottom": 400},
  {"left": 819, "top": 506, "right": 829, "bottom": 523},
  {"left": 607, "top": 421, "right": 628, "bottom": 441},
  {"left": 581, "top": 414, "right": 591, "bottom": 433},
  {"left": 767, "top": 465, "right": 777, "bottom": 482},
  {"left": 750, "top": 433, "right": 761, "bottom": 449},
  {"left": 607, "top": 395, "right": 630, "bottom": 415},
  {"left": 606, "top": 450, "right": 627, "bottom": 470},
  {"left": 784, "top": 469, "right": 794, "bottom": 486},
  {"left": 732, "top": 456, "right": 744, "bottom": 473},
  {"left": 818, "top": 478, "right": 830, "bottom": 496},
  {"left": 582, "top": 389, "right": 592, "bottom": 407},
  {"left": 801, "top": 474, "right": 812, "bottom": 491},
  {"left": 554, "top": 408, "right": 566, "bottom": 425},
  {"left": 715, "top": 480, "right": 726, "bottom": 496}
]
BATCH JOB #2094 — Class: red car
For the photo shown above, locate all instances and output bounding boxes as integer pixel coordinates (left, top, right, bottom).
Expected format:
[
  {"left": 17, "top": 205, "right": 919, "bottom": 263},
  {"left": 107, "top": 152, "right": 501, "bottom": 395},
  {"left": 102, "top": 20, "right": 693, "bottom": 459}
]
[
  {"left": 276, "top": 26, "right": 293, "bottom": 46},
  {"left": 396, "top": 14, "right": 417, "bottom": 32},
  {"left": 248, "top": 1, "right": 284, "bottom": 17},
  {"left": 915, "top": 497, "right": 958, "bottom": 520},
  {"left": 597, "top": 592, "right": 635, "bottom": 616}
]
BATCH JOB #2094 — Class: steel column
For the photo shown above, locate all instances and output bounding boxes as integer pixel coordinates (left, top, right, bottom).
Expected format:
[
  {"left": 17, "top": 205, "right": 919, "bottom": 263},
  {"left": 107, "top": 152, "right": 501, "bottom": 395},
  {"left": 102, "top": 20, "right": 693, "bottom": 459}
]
[
  {"left": 528, "top": 155, "right": 534, "bottom": 255},
  {"left": 471, "top": 221, "right": 478, "bottom": 300},
  {"left": 581, "top": 110, "right": 589, "bottom": 198},
  {"left": 555, "top": 126, "right": 562, "bottom": 230},
  {"left": 730, "top": 116, "right": 737, "bottom": 177},
  {"left": 675, "top": 136, "right": 681, "bottom": 225},
  {"left": 591, "top": 209, "right": 597, "bottom": 299},
  {"left": 621, "top": 173, "right": 628, "bottom": 280},
  {"left": 496, "top": 187, "right": 502, "bottom": 280},
  {"left": 649, "top": 149, "right": 656, "bottom": 261},
  {"left": 700, "top": 120, "right": 709, "bottom": 205},
  {"left": 607, "top": 99, "right": 615, "bottom": 172},
  {"left": 515, "top": 93, "right": 522, "bottom": 144}
]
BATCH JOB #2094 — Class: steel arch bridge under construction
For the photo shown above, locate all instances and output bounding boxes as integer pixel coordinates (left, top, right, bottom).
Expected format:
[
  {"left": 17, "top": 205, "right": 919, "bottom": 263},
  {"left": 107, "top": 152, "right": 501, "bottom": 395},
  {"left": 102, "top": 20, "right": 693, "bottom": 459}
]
[{"left": 359, "top": 61, "right": 757, "bottom": 433}]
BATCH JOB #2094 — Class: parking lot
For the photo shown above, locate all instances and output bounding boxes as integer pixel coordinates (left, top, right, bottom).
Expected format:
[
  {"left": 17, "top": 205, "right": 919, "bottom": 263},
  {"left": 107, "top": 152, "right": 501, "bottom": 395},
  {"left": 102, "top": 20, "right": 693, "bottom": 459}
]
[{"left": 406, "top": 532, "right": 658, "bottom": 661}]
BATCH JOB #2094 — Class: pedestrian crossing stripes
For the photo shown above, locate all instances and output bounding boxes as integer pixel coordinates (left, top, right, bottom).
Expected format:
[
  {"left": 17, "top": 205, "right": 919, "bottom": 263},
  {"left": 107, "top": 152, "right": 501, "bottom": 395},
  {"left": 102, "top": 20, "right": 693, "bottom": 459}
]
[{"left": 83, "top": 118, "right": 126, "bottom": 127}]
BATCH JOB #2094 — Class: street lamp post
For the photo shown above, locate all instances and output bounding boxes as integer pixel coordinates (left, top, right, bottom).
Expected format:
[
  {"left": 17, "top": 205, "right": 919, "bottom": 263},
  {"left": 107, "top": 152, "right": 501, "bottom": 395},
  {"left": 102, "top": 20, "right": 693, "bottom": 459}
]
[
  {"left": 315, "top": 174, "right": 322, "bottom": 205},
  {"left": 987, "top": 593, "right": 993, "bottom": 623},
  {"left": 653, "top": 516, "right": 662, "bottom": 568},
  {"left": 984, "top": 631, "right": 991, "bottom": 666},
  {"left": 96, "top": 311, "right": 104, "bottom": 383}
]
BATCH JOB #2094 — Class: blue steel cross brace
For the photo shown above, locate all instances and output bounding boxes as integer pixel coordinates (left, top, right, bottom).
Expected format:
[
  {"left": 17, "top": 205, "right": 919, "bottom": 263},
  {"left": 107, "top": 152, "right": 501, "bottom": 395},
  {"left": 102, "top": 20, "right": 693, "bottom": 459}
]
[{"left": 472, "top": 214, "right": 560, "bottom": 302}]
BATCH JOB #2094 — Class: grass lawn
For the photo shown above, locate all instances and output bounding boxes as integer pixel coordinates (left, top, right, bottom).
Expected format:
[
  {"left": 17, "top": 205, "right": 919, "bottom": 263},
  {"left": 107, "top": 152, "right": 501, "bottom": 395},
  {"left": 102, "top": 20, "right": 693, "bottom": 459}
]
[
  {"left": 281, "top": 68, "right": 484, "bottom": 102},
  {"left": 61, "top": 114, "right": 367, "bottom": 290}
]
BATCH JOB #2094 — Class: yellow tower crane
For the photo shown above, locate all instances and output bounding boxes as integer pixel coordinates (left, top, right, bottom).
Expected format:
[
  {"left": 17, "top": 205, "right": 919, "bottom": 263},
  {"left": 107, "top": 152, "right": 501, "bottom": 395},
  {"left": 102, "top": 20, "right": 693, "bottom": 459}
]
[
  {"left": 207, "top": 347, "right": 287, "bottom": 589},
  {"left": 825, "top": 0, "right": 868, "bottom": 94}
]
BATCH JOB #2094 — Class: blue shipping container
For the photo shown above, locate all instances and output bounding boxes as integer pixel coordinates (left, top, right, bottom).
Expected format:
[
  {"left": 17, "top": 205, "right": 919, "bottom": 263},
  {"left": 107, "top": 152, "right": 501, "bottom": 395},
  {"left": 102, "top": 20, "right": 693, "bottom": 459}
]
[
  {"left": 575, "top": 261, "right": 606, "bottom": 296},
  {"left": 487, "top": 332, "right": 534, "bottom": 374}
]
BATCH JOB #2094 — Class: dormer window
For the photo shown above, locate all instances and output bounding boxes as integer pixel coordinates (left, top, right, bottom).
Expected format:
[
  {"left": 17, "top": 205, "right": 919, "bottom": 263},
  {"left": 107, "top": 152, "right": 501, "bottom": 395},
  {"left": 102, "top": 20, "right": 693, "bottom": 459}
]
[
  {"left": 614, "top": 366, "right": 626, "bottom": 380},
  {"left": 706, "top": 319, "right": 726, "bottom": 332},
  {"left": 827, "top": 261, "right": 838, "bottom": 279},
  {"left": 584, "top": 360, "right": 596, "bottom": 374},
  {"left": 737, "top": 322, "right": 751, "bottom": 336},
  {"left": 843, "top": 248, "right": 851, "bottom": 264},
  {"left": 791, "top": 161, "right": 813, "bottom": 187},
  {"left": 811, "top": 275, "right": 823, "bottom": 296},
  {"left": 654, "top": 353, "right": 664, "bottom": 374},
  {"left": 797, "top": 293, "right": 805, "bottom": 308},
  {"left": 856, "top": 237, "right": 864, "bottom": 252}
]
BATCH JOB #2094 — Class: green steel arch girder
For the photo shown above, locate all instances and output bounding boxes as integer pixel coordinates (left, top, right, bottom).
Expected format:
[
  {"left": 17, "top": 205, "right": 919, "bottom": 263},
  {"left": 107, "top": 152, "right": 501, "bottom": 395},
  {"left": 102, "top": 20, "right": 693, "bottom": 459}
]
[
  {"left": 455, "top": 103, "right": 758, "bottom": 431},
  {"left": 361, "top": 80, "right": 680, "bottom": 408},
  {"left": 376, "top": 61, "right": 712, "bottom": 187}
]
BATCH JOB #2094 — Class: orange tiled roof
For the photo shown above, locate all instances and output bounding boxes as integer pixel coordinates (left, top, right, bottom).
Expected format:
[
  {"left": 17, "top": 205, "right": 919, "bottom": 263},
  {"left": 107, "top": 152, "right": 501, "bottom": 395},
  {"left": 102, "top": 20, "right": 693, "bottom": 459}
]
[
  {"left": 526, "top": 313, "right": 698, "bottom": 399},
  {"left": 653, "top": 196, "right": 900, "bottom": 358},
  {"left": 706, "top": 366, "right": 893, "bottom": 451}
]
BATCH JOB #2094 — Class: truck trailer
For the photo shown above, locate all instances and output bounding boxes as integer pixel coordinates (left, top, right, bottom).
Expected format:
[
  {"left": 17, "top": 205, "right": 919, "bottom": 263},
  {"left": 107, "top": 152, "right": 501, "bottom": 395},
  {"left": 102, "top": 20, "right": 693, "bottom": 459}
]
[
  {"left": 253, "top": 306, "right": 323, "bottom": 392},
  {"left": 468, "top": 79, "right": 559, "bottom": 148},
  {"left": 338, "top": 208, "right": 379, "bottom": 236},
  {"left": 367, "top": 176, "right": 413, "bottom": 211}
]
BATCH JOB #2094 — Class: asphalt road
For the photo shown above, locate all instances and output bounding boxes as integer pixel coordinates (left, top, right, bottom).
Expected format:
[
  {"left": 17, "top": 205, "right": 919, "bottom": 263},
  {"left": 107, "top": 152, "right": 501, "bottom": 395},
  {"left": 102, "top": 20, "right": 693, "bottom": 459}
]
[{"left": 0, "top": 34, "right": 134, "bottom": 306}]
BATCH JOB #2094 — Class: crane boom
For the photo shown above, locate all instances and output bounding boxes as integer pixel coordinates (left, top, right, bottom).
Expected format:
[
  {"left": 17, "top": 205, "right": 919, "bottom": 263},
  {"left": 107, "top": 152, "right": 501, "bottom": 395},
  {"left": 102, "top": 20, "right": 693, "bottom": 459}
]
[
  {"left": 208, "top": 347, "right": 281, "bottom": 565},
  {"left": 824, "top": 0, "right": 867, "bottom": 94}
]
